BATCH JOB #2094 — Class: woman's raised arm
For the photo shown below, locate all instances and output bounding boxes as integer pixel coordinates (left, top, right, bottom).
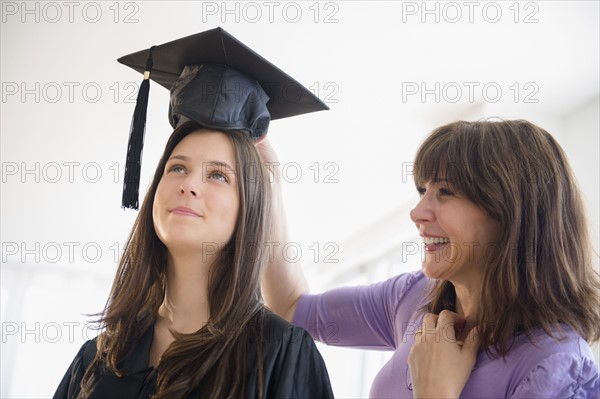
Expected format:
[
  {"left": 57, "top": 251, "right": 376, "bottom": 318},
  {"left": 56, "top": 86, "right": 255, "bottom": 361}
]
[{"left": 256, "top": 137, "right": 309, "bottom": 321}]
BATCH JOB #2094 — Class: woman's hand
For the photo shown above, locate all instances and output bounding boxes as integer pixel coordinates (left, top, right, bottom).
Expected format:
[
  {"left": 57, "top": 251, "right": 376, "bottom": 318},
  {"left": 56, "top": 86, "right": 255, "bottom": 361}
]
[{"left": 408, "top": 310, "right": 480, "bottom": 399}]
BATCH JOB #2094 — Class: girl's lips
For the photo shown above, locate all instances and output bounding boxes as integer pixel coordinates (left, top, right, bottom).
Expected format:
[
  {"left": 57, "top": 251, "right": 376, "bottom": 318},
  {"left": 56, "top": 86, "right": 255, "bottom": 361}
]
[{"left": 170, "top": 206, "right": 202, "bottom": 217}]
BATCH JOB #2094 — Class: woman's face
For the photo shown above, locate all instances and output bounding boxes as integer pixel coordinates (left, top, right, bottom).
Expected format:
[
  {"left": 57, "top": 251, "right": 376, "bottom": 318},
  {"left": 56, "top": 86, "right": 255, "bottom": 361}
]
[
  {"left": 409, "top": 180, "right": 501, "bottom": 285},
  {"left": 153, "top": 129, "right": 239, "bottom": 254}
]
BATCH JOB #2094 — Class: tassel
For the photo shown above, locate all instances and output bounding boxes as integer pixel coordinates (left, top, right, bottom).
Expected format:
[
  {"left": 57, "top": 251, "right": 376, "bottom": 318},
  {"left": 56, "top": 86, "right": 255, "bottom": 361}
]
[{"left": 122, "top": 46, "right": 156, "bottom": 210}]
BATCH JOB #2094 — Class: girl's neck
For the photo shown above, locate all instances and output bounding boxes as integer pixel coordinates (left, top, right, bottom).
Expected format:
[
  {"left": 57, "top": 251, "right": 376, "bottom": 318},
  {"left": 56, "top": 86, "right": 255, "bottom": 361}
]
[{"left": 158, "top": 251, "right": 211, "bottom": 333}]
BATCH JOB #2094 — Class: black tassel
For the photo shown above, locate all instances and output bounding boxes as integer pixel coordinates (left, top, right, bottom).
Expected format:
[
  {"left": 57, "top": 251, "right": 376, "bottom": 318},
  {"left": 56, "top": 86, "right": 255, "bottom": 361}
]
[{"left": 122, "top": 46, "right": 156, "bottom": 210}]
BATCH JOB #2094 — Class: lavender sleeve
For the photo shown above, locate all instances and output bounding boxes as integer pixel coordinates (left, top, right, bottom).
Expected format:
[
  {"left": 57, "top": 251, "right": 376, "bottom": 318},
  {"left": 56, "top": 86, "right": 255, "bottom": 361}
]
[
  {"left": 510, "top": 342, "right": 599, "bottom": 398},
  {"left": 293, "top": 271, "right": 426, "bottom": 349}
]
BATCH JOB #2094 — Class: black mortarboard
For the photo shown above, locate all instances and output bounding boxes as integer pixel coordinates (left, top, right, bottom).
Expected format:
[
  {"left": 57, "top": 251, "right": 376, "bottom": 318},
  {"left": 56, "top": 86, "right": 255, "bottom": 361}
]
[{"left": 117, "top": 27, "right": 329, "bottom": 210}]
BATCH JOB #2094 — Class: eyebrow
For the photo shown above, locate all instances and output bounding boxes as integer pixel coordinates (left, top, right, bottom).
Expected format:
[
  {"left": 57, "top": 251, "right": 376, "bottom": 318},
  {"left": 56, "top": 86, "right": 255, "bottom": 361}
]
[{"left": 167, "top": 155, "right": 235, "bottom": 172}]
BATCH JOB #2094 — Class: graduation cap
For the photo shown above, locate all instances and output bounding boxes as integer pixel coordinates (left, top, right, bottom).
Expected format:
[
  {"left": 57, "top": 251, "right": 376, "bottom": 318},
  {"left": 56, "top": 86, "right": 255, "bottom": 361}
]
[{"left": 118, "top": 27, "right": 329, "bottom": 210}]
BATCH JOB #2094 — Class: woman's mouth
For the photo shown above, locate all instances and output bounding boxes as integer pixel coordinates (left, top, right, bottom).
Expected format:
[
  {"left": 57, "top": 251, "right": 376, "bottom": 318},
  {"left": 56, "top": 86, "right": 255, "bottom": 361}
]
[{"left": 422, "top": 236, "right": 450, "bottom": 252}]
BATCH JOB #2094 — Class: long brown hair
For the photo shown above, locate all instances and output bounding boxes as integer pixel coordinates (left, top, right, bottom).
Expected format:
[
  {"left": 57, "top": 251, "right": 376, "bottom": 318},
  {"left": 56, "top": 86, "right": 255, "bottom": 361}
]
[
  {"left": 80, "top": 121, "right": 272, "bottom": 398},
  {"left": 414, "top": 119, "right": 600, "bottom": 356}
]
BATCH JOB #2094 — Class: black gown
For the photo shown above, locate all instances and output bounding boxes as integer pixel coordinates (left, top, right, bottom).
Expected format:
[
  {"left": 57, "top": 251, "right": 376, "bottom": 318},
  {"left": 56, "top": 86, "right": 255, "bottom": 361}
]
[{"left": 53, "top": 310, "right": 334, "bottom": 398}]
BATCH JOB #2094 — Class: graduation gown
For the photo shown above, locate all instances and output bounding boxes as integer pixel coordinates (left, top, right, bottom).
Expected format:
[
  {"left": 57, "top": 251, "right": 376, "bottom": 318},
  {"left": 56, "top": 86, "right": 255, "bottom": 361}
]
[{"left": 53, "top": 311, "right": 334, "bottom": 399}]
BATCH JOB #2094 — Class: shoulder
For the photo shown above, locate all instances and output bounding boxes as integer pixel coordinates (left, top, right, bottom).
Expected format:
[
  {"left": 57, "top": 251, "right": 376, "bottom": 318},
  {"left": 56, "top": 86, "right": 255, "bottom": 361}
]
[
  {"left": 53, "top": 338, "right": 99, "bottom": 399},
  {"left": 80, "top": 337, "right": 99, "bottom": 364},
  {"left": 387, "top": 269, "right": 428, "bottom": 295},
  {"left": 260, "top": 309, "right": 312, "bottom": 343},
  {"left": 255, "top": 309, "right": 334, "bottom": 398},
  {"left": 382, "top": 270, "right": 430, "bottom": 315},
  {"left": 508, "top": 327, "right": 595, "bottom": 365},
  {"left": 254, "top": 308, "right": 324, "bottom": 356},
  {"left": 66, "top": 336, "right": 99, "bottom": 372},
  {"left": 72, "top": 337, "right": 100, "bottom": 378},
  {"left": 508, "top": 328, "right": 599, "bottom": 397}
]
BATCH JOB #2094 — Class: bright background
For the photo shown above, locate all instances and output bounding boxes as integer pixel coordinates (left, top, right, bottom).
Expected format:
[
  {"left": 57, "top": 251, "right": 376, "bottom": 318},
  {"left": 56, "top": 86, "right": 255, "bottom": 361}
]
[{"left": 1, "top": 1, "right": 598, "bottom": 397}]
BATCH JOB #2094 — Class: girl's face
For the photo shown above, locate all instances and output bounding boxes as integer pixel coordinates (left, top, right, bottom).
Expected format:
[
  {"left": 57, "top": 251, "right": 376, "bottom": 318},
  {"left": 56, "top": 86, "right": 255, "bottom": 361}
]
[
  {"left": 153, "top": 129, "right": 240, "bottom": 254},
  {"left": 409, "top": 180, "right": 502, "bottom": 286}
]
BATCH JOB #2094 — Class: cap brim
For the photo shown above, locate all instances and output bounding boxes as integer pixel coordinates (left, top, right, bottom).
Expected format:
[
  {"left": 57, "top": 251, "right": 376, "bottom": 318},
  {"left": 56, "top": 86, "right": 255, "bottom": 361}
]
[{"left": 117, "top": 27, "right": 329, "bottom": 120}]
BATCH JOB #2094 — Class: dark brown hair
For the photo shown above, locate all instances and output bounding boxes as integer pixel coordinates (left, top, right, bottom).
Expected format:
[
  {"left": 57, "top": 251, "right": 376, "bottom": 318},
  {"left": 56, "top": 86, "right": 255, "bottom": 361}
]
[
  {"left": 414, "top": 119, "right": 600, "bottom": 356},
  {"left": 80, "top": 121, "right": 272, "bottom": 398}
]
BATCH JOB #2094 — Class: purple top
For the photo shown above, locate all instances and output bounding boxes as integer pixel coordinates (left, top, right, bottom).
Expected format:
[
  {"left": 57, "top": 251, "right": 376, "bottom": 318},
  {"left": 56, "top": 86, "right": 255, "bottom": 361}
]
[{"left": 294, "top": 271, "right": 599, "bottom": 398}]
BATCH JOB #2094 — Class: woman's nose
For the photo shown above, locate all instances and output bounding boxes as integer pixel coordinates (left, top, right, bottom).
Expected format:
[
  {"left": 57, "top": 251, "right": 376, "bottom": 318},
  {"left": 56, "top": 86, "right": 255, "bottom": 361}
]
[
  {"left": 410, "top": 195, "right": 435, "bottom": 224},
  {"left": 179, "top": 180, "right": 198, "bottom": 197}
]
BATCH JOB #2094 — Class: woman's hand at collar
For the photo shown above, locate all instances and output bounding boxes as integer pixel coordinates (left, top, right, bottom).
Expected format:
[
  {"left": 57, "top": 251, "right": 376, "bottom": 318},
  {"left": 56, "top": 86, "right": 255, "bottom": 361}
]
[{"left": 408, "top": 310, "right": 481, "bottom": 399}]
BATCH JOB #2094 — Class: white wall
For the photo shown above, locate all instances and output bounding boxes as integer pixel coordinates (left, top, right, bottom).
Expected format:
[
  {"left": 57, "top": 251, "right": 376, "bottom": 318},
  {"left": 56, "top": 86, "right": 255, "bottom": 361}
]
[
  {"left": 562, "top": 96, "right": 600, "bottom": 365},
  {"left": 562, "top": 96, "right": 600, "bottom": 258}
]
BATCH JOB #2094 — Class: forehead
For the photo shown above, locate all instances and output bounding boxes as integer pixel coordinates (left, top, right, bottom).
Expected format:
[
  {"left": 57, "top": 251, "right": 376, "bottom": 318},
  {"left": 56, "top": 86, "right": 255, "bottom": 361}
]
[
  {"left": 414, "top": 160, "right": 451, "bottom": 183},
  {"left": 170, "top": 129, "right": 236, "bottom": 164}
]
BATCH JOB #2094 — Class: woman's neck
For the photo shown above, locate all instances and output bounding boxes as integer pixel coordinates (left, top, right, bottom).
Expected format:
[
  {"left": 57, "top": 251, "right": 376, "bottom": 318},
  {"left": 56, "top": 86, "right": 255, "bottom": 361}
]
[
  {"left": 452, "top": 279, "right": 480, "bottom": 341},
  {"left": 450, "top": 269, "right": 482, "bottom": 322},
  {"left": 454, "top": 286, "right": 479, "bottom": 322},
  {"left": 158, "top": 251, "right": 211, "bottom": 333}
]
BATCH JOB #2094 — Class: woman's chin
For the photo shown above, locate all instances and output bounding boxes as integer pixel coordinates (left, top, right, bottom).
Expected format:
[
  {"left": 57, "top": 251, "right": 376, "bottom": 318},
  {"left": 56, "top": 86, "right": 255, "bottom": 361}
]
[
  {"left": 421, "top": 261, "right": 450, "bottom": 280},
  {"left": 161, "top": 236, "right": 207, "bottom": 252}
]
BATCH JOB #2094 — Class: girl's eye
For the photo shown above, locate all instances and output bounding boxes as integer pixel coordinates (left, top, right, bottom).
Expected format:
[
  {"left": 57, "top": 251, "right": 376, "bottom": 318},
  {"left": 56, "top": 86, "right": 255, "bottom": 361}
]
[
  {"left": 416, "top": 187, "right": 426, "bottom": 196},
  {"left": 208, "top": 171, "right": 228, "bottom": 183},
  {"left": 168, "top": 165, "right": 186, "bottom": 174}
]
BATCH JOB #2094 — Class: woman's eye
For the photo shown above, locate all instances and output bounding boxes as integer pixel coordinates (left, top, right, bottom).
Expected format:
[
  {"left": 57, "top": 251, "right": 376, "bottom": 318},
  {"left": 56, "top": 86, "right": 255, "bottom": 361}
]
[
  {"left": 208, "top": 171, "right": 228, "bottom": 183},
  {"left": 168, "top": 165, "right": 186, "bottom": 174},
  {"left": 439, "top": 187, "right": 454, "bottom": 196}
]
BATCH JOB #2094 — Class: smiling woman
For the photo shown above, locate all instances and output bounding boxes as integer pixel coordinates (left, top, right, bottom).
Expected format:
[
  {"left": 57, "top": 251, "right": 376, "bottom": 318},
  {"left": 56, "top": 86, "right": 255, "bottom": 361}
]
[
  {"left": 410, "top": 180, "right": 502, "bottom": 288},
  {"left": 52, "top": 27, "right": 333, "bottom": 399},
  {"left": 53, "top": 121, "right": 333, "bottom": 399},
  {"left": 263, "top": 119, "right": 600, "bottom": 398},
  {"left": 153, "top": 130, "right": 241, "bottom": 256}
]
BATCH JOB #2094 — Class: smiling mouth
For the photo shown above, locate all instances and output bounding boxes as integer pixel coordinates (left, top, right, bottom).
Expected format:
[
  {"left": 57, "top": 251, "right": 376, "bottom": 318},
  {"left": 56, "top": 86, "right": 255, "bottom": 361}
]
[
  {"left": 422, "top": 237, "right": 450, "bottom": 252},
  {"left": 422, "top": 237, "right": 450, "bottom": 245},
  {"left": 170, "top": 207, "right": 202, "bottom": 217}
]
